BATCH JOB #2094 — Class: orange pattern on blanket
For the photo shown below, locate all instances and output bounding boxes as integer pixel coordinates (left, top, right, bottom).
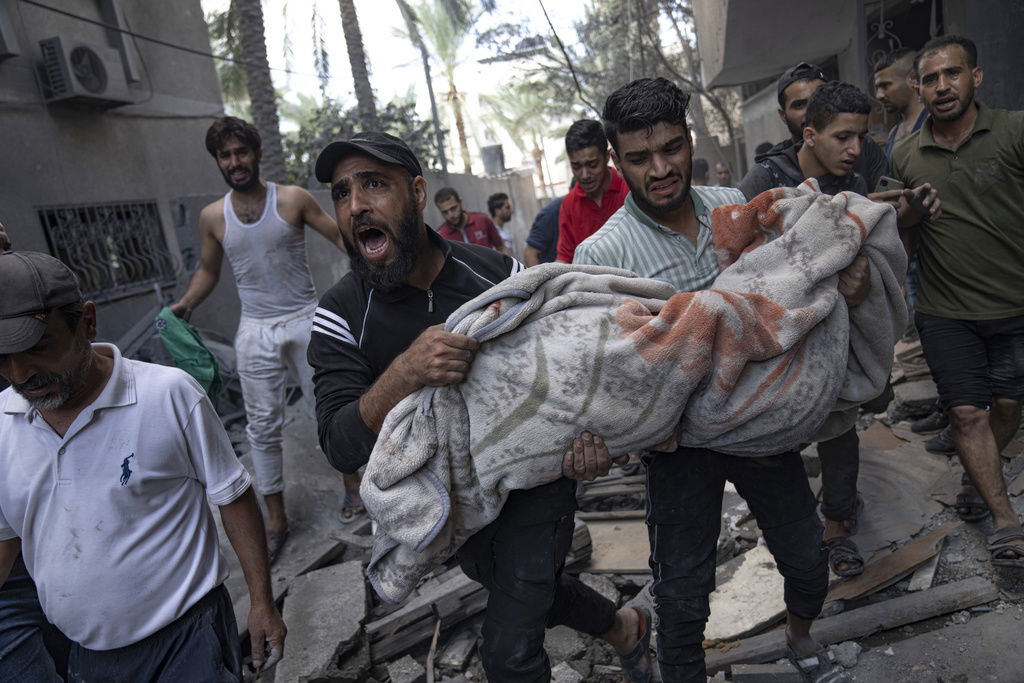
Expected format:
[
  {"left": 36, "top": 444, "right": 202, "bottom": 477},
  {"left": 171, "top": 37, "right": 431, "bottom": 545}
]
[{"left": 710, "top": 188, "right": 789, "bottom": 269}]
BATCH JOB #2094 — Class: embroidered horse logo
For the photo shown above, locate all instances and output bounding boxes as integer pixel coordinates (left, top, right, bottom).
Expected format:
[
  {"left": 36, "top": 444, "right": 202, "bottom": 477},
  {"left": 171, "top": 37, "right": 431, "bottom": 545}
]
[{"left": 120, "top": 453, "right": 135, "bottom": 487}]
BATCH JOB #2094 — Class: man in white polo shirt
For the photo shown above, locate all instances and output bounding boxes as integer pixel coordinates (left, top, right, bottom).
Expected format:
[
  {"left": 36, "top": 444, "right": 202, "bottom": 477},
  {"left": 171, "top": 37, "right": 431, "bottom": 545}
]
[{"left": 0, "top": 251, "right": 286, "bottom": 679}]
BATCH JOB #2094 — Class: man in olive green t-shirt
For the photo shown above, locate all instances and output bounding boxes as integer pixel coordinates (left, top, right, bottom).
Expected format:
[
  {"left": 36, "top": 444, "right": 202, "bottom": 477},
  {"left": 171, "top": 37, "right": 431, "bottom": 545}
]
[{"left": 891, "top": 35, "right": 1024, "bottom": 567}]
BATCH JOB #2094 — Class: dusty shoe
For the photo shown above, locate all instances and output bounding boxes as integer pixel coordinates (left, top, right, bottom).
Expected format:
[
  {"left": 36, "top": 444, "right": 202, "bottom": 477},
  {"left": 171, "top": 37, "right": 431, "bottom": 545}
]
[
  {"left": 924, "top": 425, "right": 956, "bottom": 455},
  {"left": 911, "top": 410, "right": 949, "bottom": 435}
]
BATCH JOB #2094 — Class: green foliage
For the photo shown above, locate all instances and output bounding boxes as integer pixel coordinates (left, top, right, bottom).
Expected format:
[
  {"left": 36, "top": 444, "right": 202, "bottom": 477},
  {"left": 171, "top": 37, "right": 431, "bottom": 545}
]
[
  {"left": 205, "top": 2, "right": 250, "bottom": 117},
  {"left": 283, "top": 96, "right": 440, "bottom": 186}
]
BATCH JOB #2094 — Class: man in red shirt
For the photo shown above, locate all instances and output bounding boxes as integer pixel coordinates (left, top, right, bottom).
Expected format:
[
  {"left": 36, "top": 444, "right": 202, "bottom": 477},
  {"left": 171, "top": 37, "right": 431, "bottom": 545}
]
[
  {"left": 555, "top": 120, "right": 629, "bottom": 263},
  {"left": 435, "top": 188, "right": 509, "bottom": 255}
]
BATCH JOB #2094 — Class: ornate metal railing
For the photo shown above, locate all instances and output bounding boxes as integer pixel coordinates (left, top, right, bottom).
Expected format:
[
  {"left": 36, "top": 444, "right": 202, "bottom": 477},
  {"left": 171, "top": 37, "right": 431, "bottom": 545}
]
[{"left": 37, "top": 200, "right": 175, "bottom": 301}]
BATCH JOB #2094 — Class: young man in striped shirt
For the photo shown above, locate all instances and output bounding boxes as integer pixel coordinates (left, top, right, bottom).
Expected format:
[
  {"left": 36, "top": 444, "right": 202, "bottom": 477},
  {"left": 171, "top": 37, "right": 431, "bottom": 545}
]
[{"left": 575, "top": 77, "right": 844, "bottom": 682}]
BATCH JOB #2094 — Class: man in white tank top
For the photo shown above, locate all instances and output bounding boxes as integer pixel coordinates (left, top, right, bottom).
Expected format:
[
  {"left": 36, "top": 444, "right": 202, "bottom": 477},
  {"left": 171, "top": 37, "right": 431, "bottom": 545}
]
[{"left": 171, "top": 117, "right": 364, "bottom": 561}]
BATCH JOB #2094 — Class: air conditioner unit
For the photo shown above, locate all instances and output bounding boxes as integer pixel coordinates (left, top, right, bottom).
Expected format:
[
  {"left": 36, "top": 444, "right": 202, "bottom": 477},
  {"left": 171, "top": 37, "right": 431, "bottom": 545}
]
[{"left": 39, "top": 36, "right": 132, "bottom": 108}]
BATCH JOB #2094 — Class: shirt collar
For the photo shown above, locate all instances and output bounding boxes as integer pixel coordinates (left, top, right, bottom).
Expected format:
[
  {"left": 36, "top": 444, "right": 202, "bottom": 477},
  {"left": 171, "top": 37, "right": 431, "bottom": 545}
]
[
  {"left": 918, "top": 100, "right": 992, "bottom": 149},
  {"left": 2, "top": 343, "right": 135, "bottom": 419},
  {"left": 623, "top": 187, "right": 712, "bottom": 236}
]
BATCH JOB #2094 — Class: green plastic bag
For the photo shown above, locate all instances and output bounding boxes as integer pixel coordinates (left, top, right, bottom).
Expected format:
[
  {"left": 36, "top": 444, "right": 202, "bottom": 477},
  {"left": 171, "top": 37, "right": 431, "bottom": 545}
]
[{"left": 155, "top": 307, "right": 222, "bottom": 405}]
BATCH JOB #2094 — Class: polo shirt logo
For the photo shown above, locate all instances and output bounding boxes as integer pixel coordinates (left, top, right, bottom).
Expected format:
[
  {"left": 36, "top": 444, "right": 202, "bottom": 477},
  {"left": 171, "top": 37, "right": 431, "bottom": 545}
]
[{"left": 120, "top": 453, "right": 135, "bottom": 486}]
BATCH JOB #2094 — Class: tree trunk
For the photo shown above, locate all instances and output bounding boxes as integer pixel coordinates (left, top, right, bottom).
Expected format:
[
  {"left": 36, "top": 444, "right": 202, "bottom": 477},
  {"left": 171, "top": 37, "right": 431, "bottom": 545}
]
[
  {"left": 338, "top": 0, "right": 378, "bottom": 130},
  {"left": 529, "top": 132, "right": 547, "bottom": 193},
  {"left": 449, "top": 83, "right": 472, "bottom": 174},
  {"left": 235, "top": 0, "right": 286, "bottom": 182},
  {"left": 395, "top": 0, "right": 447, "bottom": 173}
]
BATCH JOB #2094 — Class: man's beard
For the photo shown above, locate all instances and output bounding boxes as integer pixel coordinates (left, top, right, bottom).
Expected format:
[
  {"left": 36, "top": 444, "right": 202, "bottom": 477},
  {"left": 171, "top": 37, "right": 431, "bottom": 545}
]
[
  {"left": 787, "top": 118, "right": 803, "bottom": 141},
  {"left": 12, "top": 346, "right": 92, "bottom": 410},
  {"left": 343, "top": 198, "right": 421, "bottom": 292},
  {"left": 931, "top": 86, "right": 975, "bottom": 122},
  {"left": 220, "top": 162, "right": 261, "bottom": 192},
  {"left": 624, "top": 171, "right": 692, "bottom": 219}
]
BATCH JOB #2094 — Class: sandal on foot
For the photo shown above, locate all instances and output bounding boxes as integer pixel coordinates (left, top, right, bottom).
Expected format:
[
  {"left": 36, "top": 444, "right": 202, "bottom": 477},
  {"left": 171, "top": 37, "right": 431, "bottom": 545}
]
[
  {"left": 955, "top": 473, "right": 991, "bottom": 522},
  {"left": 266, "top": 527, "right": 289, "bottom": 565},
  {"left": 617, "top": 607, "right": 653, "bottom": 683},
  {"left": 988, "top": 525, "right": 1024, "bottom": 568},
  {"left": 787, "top": 645, "right": 850, "bottom": 683},
  {"left": 340, "top": 490, "right": 366, "bottom": 524},
  {"left": 825, "top": 536, "right": 864, "bottom": 577}
]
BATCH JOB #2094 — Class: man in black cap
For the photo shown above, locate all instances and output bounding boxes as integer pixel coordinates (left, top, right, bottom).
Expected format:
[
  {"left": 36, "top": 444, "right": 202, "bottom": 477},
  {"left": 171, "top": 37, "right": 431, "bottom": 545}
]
[
  {"left": 308, "top": 132, "right": 654, "bottom": 683},
  {"left": 0, "top": 251, "right": 285, "bottom": 679},
  {"left": 763, "top": 62, "right": 890, "bottom": 191}
]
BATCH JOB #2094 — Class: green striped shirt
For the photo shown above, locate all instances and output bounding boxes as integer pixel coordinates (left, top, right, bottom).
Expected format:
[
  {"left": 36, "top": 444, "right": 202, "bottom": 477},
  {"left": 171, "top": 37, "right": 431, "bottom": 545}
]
[{"left": 573, "top": 185, "right": 746, "bottom": 292}]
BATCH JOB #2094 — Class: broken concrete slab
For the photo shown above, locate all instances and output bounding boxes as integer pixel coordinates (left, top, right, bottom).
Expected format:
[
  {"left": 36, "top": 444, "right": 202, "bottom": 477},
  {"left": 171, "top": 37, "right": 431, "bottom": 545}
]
[
  {"left": 851, "top": 609, "right": 1024, "bottom": 681},
  {"left": 334, "top": 635, "right": 372, "bottom": 683},
  {"left": 705, "top": 576, "right": 999, "bottom": 673},
  {"left": 891, "top": 379, "right": 938, "bottom": 419},
  {"left": 387, "top": 655, "right": 426, "bottom": 683},
  {"left": 544, "top": 625, "right": 588, "bottom": 665},
  {"left": 831, "top": 640, "right": 862, "bottom": 668},
  {"left": 706, "top": 544, "right": 785, "bottom": 642},
  {"left": 550, "top": 661, "right": 584, "bottom": 683},
  {"left": 580, "top": 573, "right": 620, "bottom": 606},
  {"left": 275, "top": 560, "right": 368, "bottom": 683},
  {"left": 827, "top": 522, "right": 962, "bottom": 603},
  {"left": 584, "top": 519, "right": 650, "bottom": 573}
]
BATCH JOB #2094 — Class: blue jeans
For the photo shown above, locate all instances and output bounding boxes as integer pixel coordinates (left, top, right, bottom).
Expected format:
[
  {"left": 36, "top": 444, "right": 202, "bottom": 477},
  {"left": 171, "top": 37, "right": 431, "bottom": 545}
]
[
  {"left": 0, "top": 555, "right": 65, "bottom": 682},
  {"left": 644, "top": 448, "right": 828, "bottom": 682}
]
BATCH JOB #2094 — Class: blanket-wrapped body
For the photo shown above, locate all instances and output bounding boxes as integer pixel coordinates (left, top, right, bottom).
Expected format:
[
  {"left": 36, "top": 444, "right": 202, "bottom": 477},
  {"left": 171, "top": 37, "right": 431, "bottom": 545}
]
[{"left": 364, "top": 183, "right": 908, "bottom": 602}]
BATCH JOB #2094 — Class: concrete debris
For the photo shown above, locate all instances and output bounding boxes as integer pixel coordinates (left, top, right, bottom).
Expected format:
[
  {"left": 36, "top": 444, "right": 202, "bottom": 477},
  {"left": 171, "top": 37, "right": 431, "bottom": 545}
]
[
  {"left": 705, "top": 544, "right": 786, "bottom": 642},
  {"left": 949, "top": 610, "right": 971, "bottom": 625},
  {"left": 889, "top": 378, "right": 939, "bottom": 421},
  {"left": 435, "top": 621, "right": 479, "bottom": 675},
  {"left": 549, "top": 661, "right": 584, "bottom": 683},
  {"left": 274, "top": 561, "right": 367, "bottom": 683},
  {"left": 579, "top": 572, "right": 620, "bottom": 606},
  {"left": 387, "top": 655, "right": 426, "bottom": 683},
  {"left": 832, "top": 641, "right": 862, "bottom": 669},
  {"left": 544, "top": 625, "right": 588, "bottom": 665}
]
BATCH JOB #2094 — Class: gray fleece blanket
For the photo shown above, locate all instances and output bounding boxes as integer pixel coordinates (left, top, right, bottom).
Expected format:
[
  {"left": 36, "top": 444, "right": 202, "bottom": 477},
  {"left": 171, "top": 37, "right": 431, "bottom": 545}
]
[{"left": 363, "top": 182, "right": 908, "bottom": 602}]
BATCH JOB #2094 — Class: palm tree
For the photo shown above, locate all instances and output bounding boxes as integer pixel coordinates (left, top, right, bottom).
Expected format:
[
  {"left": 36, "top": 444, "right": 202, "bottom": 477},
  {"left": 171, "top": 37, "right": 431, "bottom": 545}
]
[
  {"left": 395, "top": 0, "right": 448, "bottom": 173},
  {"left": 234, "top": 0, "right": 287, "bottom": 182},
  {"left": 480, "top": 81, "right": 554, "bottom": 193},
  {"left": 338, "top": 0, "right": 378, "bottom": 130},
  {"left": 403, "top": 0, "right": 478, "bottom": 174}
]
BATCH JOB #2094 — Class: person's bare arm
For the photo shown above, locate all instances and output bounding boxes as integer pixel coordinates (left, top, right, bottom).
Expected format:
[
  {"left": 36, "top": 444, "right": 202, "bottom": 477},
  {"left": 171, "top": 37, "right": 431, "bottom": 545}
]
[
  {"left": 0, "top": 221, "right": 10, "bottom": 251},
  {"left": 170, "top": 205, "right": 225, "bottom": 318},
  {"left": 524, "top": 245, "right": 542, "bottom": 267},
  {"left": 219, "top": 487, "right": 286, "bottom": 672},
  {"left": 296, "top": 187, "right": 345, "bottom": 251},
  {"left": 868, "top": 184, "right": 941, "bottom": 229},
  {"left": 0, "top": 538, "right": 20, "bottom": 586},
  {"left": 359, "top": 324, "right": 479, "bottom": 434}
]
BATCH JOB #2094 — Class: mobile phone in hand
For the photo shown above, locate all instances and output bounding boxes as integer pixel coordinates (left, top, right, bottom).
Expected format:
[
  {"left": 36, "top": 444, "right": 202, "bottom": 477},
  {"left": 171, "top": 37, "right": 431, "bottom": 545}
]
[{"left": 874, "top": 176, "right": 905, "bottom": 193}]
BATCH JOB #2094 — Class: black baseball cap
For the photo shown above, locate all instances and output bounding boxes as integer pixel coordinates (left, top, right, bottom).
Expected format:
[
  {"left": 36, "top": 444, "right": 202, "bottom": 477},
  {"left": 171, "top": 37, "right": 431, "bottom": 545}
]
[
  {"left": 0, "top": 251, "right": 83, "bottom": 354},
  {"left": 777, "top": 62, "right": 828, "bottom": 99},
  {"left": 315, "top": 132, "right": 423, "bottom": 183}
]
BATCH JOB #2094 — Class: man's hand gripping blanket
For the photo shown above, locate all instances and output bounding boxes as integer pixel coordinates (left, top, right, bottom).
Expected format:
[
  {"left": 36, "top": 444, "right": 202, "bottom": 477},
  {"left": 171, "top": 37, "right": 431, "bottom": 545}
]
[{"left": 362, "top": 181, "right": 908, "bottom": 602}]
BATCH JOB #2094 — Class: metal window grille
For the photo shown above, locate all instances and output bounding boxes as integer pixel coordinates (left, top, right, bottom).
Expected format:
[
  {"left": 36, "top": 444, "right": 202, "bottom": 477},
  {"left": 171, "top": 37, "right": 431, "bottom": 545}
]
[{"left": 37, "top": 201, "right": 175, "bottom": 301}]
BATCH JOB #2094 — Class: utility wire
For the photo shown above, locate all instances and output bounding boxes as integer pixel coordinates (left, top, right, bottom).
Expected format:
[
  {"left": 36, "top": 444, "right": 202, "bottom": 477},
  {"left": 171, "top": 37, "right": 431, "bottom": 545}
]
[
  {"left": 535, "top": 0, "right": 599, "bottom": 117},
  {"left": 18, "top": 0, "right": 327, "bottom": 80}
]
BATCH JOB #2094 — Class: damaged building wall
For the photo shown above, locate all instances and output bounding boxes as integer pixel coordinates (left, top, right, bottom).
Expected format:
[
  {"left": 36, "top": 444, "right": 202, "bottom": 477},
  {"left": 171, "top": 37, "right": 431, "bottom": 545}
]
[{"left": 0, "top": 0, "right": 225, "bottom": 343}]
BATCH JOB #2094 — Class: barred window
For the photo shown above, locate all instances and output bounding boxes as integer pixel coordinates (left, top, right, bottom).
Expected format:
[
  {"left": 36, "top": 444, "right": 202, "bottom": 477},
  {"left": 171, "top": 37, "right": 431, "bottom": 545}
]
[{"left": 37, "top": 201, "right": 175, "bottom": 301}]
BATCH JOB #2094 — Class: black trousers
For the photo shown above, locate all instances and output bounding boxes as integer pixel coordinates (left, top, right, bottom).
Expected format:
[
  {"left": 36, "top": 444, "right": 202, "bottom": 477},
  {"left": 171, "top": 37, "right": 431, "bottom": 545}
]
[
  {"left": 457, "top": 477, "right": 618, "bottom": 683},
  {"left": 644, "top": 447, "right": 828, "bottom": 683},
  {"left": 817, "top": 426, "right": 860, "bottom": 522},
  {"left": 68, "top": 584, "right": 241, "bottom": 683}
]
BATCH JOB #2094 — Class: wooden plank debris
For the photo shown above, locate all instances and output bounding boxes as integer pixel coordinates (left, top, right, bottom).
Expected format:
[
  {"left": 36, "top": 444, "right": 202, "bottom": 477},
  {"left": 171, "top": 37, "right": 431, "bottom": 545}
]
[
  {"left": 705, "top": 576, "right": 999, "bottom": 673},
  {"left": 826, "top": 521, "right": 961, "bottom": 603}
]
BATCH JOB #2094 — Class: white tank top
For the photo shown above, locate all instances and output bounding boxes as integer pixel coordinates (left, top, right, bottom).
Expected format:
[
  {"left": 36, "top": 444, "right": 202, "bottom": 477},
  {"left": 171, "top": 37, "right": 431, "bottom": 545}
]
[{"left": 221, "top": 182, "right": 317, "bottom": 318}]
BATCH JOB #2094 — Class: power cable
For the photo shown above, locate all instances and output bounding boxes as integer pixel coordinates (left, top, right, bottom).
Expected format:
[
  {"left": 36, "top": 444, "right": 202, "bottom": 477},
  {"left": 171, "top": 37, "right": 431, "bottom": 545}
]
[{"left": 18, "top": 0, "right": 327, "bottom": 80}]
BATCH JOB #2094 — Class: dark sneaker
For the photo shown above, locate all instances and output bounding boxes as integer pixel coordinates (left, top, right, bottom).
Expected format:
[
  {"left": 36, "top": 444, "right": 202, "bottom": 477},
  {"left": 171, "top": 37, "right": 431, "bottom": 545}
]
[
  {"left": 912, "top": 410, "right": 949, "bottom": 435},
  {"left": 924, "top": 425, "right": 956, "bottom": 455}
]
